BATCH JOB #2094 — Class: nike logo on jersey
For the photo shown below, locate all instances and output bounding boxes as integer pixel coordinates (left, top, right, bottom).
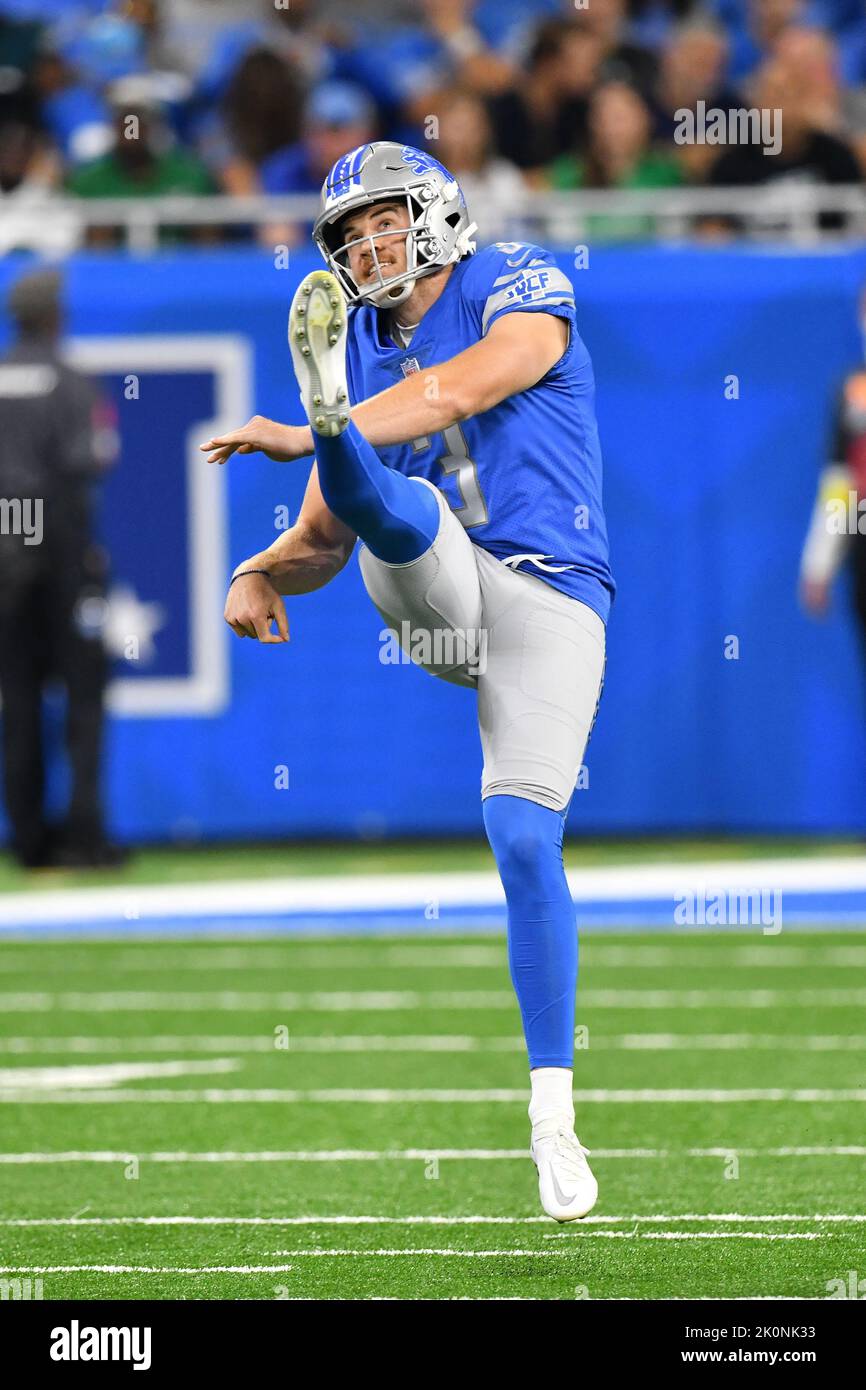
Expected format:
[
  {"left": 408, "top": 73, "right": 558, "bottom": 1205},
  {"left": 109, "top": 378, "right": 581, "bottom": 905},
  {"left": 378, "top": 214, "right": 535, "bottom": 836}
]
[{"left": 502, "top": 553, "right": 578, "bottom": 574}]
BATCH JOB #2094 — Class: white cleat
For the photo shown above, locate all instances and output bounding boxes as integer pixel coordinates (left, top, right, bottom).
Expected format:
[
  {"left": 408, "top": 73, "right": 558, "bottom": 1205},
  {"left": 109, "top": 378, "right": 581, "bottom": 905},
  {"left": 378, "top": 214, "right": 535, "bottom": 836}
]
[
  {"left": 288, "top": 269, "right": 350, "bottom": 437},
  {"left": 531, "top": 1123, "right": 598, "bottom": 1222}
]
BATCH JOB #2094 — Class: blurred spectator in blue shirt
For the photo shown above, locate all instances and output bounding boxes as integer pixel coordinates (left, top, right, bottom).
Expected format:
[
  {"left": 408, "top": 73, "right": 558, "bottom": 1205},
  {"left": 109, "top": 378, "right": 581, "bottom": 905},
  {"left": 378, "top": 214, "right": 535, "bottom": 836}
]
[
  {"left": 260, "top": 80, "right": 376, "bottom": 196},
  {"left": 708, "top": 0, "right": 805, "bottom": 81},
  {"left": 56, "top": 6, "right": 146, "bottom": 86},
  {"left": 31, "top": 42, "right": 112, "bottom": 165},
  {"left": 0, "top": 0, "right": 104, "bottom": 19},
  {"left": 258, "top": 80, "right": 377, "bottom": 247}
]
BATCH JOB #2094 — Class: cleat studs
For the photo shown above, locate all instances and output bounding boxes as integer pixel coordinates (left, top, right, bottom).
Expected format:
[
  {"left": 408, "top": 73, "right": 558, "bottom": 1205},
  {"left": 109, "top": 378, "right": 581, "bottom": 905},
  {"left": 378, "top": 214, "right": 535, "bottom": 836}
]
[
  {"left": 301, "top": 346, "right": 310, "bottom": 356},
  {"left": 329, "top": 297, "right": 338, "bottom": 308},
  {"left": 295, "top": 328, "right": 306, "bottom": 340},
  {"left": 338, "top": 414, "right": 349, "bottom": 425},
  {"left": 337, "top": 390, "right": 346, "bottom": 402},
  {"left": 313, "top": 394, "right": 322, "bottom": 406},
  {"left": 296, "top": 305, "right": 306, "bottom": 316},
  {"left": 314, "top": 415, "right": 325, "bottom": 428},
  {"left": 302, "top": 284, "right": 311, "bottom": 295}
]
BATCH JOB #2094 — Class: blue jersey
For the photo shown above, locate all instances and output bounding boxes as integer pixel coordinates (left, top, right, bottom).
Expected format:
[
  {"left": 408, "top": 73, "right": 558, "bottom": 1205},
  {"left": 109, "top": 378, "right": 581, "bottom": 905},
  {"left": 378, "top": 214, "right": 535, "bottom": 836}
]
[{"left": 345, "top": 241, "right": 615, "bottom": 624}]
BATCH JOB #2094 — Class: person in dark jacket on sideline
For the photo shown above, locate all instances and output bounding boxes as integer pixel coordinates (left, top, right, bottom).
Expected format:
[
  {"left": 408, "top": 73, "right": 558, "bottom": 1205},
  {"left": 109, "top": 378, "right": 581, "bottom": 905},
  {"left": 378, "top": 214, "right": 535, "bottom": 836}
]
[{"left": 0, "top": 267, "right": 127, "bottom": 869}]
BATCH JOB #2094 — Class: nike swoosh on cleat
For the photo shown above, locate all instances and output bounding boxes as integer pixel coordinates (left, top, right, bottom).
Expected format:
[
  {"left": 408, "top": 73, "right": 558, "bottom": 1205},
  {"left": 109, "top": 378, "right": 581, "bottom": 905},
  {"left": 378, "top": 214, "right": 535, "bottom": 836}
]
[{"left": 550, "top": 1169, "right": 582, "bottom": 1209}]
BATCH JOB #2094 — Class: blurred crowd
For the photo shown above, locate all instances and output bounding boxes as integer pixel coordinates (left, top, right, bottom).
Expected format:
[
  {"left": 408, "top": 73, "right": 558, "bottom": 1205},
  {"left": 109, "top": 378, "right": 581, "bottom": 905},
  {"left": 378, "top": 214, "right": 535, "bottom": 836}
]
[{"left": 1, "top": 0, "right": 866, "bottom": 249}]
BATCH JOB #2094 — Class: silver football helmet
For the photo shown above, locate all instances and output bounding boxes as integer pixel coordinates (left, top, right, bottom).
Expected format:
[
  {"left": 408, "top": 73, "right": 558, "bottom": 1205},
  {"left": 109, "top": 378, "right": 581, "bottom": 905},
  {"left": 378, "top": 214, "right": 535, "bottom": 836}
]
[{"left": 313, "top": 141, "right": 478, "bottom": 308}]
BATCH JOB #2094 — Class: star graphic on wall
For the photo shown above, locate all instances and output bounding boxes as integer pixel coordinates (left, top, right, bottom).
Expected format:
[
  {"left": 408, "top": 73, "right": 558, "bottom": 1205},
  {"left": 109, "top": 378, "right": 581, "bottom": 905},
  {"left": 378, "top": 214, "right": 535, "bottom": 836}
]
[{"left": 102, "top": 583, "right": 167, "bottom": 664}]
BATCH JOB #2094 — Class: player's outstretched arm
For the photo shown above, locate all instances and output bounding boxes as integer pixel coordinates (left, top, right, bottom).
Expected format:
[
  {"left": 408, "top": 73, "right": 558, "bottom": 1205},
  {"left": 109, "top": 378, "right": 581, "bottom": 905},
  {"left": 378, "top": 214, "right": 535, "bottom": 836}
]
[
  {"left": 348, "top": 311, "right": 569, "bottom": 447},
  {"left": 201, "top": 313, "right": 567, "bottom": 469},
  {"left": 200, "top": 414, "right": 314, "bottom": 466},
  {"left": 224, "top": 465, "right": 355, "bottom": 642}
]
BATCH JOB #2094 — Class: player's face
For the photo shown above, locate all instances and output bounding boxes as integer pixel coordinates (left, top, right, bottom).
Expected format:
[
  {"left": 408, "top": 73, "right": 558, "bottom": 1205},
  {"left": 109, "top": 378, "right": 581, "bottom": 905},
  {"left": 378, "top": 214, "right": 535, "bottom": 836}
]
[{"left": 338, "top": 201, "right": 412, "bottom": 292}]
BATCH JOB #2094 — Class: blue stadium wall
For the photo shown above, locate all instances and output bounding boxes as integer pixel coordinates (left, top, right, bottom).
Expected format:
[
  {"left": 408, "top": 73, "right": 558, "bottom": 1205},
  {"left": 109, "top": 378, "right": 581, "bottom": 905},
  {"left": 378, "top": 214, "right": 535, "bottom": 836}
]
[{"left": 1, "top": 243, "right": 865, "bottom": 841}]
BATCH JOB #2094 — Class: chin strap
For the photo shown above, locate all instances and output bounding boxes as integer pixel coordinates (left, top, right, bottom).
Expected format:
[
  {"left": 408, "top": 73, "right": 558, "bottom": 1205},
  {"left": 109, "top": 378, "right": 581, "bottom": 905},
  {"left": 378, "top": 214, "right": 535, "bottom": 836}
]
[{"left": 368, "top": 277, "right": 416, "bottom": 308}]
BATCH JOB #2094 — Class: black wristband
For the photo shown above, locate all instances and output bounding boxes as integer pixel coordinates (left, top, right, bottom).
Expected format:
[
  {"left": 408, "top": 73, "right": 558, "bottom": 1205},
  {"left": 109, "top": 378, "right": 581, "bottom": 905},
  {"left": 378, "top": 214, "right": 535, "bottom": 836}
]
[{"left": 229, "top": 569, "right": 272, "bottom": 588}]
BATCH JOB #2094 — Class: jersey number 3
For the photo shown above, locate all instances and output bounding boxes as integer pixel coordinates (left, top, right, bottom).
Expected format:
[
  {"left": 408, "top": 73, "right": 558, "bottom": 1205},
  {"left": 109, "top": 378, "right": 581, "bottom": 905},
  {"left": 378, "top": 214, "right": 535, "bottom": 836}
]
[{"left": 412, "top": 422, "right": 488, "bottom": 529}]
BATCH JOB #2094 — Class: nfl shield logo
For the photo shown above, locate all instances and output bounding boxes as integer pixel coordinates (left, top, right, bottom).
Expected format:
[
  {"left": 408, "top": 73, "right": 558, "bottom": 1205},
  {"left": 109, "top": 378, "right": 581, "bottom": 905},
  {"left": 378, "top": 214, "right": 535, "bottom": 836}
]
[{"left": 400, "top": 357, "right": 421, "bottom": 377}]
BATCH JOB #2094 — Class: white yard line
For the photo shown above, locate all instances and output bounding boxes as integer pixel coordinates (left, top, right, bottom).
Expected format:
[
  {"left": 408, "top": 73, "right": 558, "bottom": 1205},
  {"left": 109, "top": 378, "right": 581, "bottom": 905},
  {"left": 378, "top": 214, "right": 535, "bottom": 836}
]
[
  {"left": 0, "top": 946, "right": 512, "bottom": 971},
  {"left": 689, "top": 1146, "right": 866, "bottom": 1157},
  {"left": 0, "top": 1146, "right": 863, "bottom": 1162},
  {"left": 586, "top": 946, "right": 866, "bottom": 968},
  {"left": 0, "top": 990, "right": 509, "bottom": 1012},
  {"left": 2, "top": 1086, "right": 865, "bottom": 1103},
  {"left": 636, "top": 1233, "right": 826, "bottom": 1241},
  {"left": 0, "top": 1060, "right": 239, "bottom": 1089},
  {"left": 2, "top": 1213, "right": 862, "bottom": 1227},
  {"left": 2, "top": 988, "right": 865, "bottom": 1011},
  {"left": 611, "top": 1034, "right": 866, "bottom": 1050},
  {"left": 2, "top": 944, "right": 866, "bottom": 970},
  {"left": 0, "top": 1238, "right": 828, "bottom": 1266},
  {"left": 0, "top": 1032, "right": 864, "bottom": 1054},
  {"left": 0, "top": 1264, "right": 295, "bottom": 1274},
  {"left": 540, "top": 1232, "right": 826, "bottom": 1241}
]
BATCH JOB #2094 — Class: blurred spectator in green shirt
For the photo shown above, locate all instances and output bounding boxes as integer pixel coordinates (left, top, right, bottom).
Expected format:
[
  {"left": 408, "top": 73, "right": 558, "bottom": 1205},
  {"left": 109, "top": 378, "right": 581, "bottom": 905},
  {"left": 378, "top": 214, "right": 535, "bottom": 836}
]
[
  {"left": 547, "top": 80, "right": 682, "bottom": 241},
  {"left": 66, "top": 97, "right": 214, "bottom": 245}
]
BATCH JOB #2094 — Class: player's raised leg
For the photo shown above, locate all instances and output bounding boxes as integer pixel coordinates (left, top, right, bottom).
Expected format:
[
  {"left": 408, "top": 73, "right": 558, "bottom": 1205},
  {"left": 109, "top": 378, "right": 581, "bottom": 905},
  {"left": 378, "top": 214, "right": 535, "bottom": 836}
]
[{"left": 289, "top": 270, "right": 440, "bottom": 565}]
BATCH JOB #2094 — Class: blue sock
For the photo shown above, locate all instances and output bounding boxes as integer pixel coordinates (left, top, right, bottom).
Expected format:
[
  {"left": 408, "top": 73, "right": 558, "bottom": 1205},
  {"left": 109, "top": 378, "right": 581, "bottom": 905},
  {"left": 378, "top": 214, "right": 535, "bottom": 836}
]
[
  {"left": 314, "top": 421, "right": 440, "bottom": 564},
  {"left": 482, "top": 794, "right": 577, "bottom": 1070}
]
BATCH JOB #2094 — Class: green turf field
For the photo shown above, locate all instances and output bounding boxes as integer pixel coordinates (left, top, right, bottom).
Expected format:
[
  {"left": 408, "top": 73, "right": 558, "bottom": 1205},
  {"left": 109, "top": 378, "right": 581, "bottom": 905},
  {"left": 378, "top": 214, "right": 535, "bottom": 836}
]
[{"left": 1, "top": 930, "right": 864, "bottom": 1300}]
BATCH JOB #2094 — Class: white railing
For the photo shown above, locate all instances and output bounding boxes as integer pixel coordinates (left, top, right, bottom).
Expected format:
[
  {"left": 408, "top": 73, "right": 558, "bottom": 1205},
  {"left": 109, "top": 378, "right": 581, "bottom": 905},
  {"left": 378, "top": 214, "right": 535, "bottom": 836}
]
[{"left": 6, "top": 185, "right": 866, "bottom": 253}]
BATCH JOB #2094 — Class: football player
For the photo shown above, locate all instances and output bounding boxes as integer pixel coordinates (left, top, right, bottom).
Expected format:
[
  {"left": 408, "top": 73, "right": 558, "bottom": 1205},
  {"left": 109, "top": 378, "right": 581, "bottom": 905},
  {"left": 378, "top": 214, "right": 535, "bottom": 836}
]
[{"left": 201, "top": 142, "right": 615, "bottom": 1221}]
